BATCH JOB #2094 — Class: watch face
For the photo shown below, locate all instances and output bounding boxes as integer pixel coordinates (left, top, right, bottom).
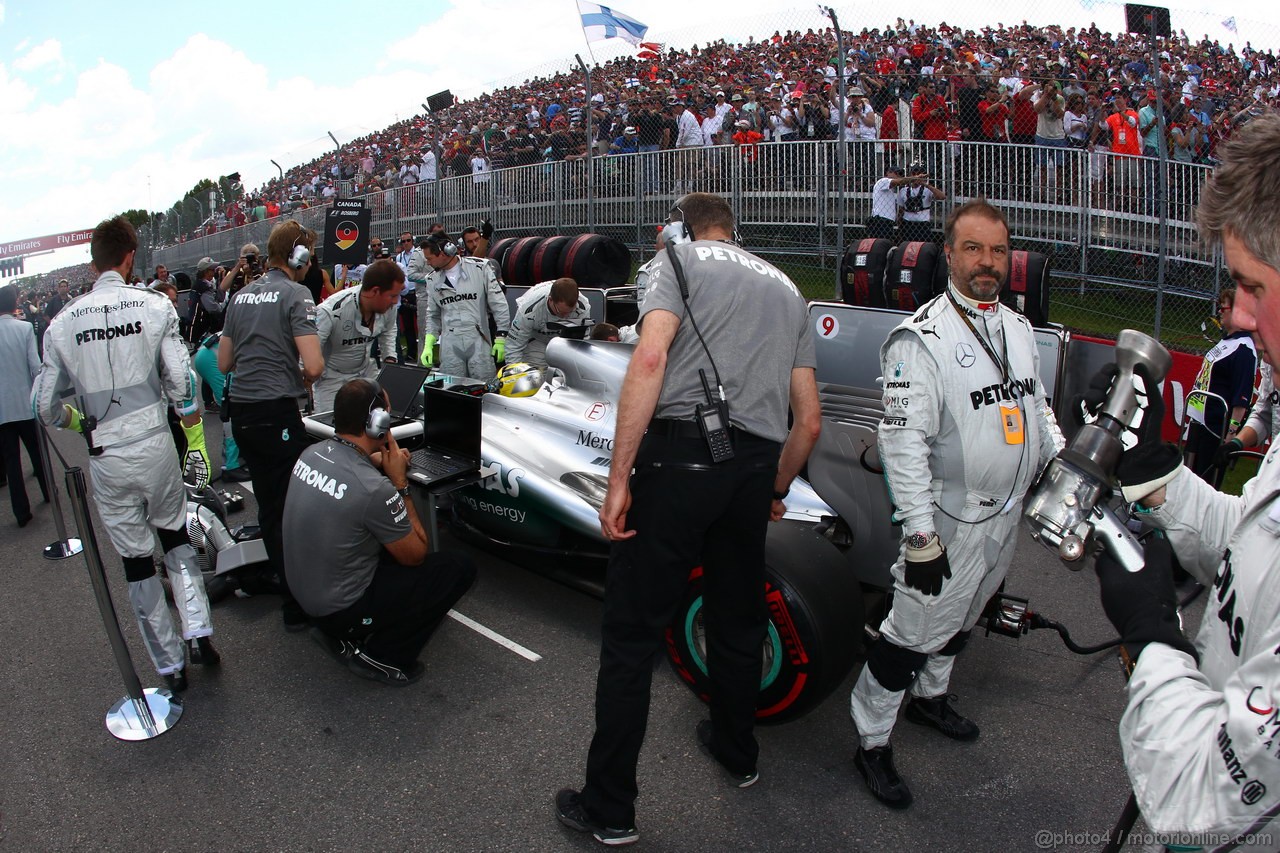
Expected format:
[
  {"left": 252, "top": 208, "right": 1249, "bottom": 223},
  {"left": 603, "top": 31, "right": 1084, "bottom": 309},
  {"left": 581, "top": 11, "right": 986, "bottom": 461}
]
[{"left": 905, "top": 532, "right": 931, "bottom": 550}]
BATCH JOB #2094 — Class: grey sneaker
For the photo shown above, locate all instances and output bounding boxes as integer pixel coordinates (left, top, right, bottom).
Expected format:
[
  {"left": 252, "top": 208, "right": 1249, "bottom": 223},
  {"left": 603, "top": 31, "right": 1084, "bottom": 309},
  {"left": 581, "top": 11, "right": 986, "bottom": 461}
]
[{"left": 554, "top": 788, "right": 639, "bottom": 846}]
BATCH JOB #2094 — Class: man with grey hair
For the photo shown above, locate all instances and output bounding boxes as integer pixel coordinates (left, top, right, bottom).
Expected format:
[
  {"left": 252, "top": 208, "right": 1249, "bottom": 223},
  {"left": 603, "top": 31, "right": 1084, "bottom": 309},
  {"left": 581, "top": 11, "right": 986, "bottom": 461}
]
[{"left": 1084, "top": 112, "right": 1280, "bottom": 849}]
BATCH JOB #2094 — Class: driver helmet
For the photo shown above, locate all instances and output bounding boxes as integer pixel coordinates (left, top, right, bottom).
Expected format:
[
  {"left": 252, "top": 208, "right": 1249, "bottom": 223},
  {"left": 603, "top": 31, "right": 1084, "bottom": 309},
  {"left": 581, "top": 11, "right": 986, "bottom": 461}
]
[{"left": 487, "top": 362, "right": 544, "bottom": 398}]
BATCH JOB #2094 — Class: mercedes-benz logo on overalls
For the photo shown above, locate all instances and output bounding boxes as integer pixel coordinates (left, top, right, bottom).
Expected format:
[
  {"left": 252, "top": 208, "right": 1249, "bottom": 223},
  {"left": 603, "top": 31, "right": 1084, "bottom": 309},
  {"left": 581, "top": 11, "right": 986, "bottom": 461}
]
[{"left": 956, "top": 343, "right": 976, "bottom": 368}]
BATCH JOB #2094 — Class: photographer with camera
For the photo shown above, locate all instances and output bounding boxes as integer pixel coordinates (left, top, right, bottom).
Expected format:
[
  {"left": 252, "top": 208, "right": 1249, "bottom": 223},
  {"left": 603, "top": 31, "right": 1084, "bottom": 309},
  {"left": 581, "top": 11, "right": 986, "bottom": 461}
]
[
  {"left": 220, "top": 242, "right": 263, "bottom": 297},
  {"left": 897, "top": 163, "right": 946, "bottom": 244},
  {"left": 1033, "top": 80, "right": 1067, "bottom": 202}
]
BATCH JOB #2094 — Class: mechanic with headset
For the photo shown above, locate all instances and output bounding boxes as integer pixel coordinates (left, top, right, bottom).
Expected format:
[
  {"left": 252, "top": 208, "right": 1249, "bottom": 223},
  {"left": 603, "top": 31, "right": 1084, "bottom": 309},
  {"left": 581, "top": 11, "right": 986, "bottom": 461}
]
[
  {"left": 33, "top": 216, "right": 221, "bottom": 693},
  {"left": 417, "top": 233, "right": 510, "bottom": 382},
  {"left": 555, "top": 193, "right": 823, "bottom": 846},
  {"left": 1079, "top": 113, "right": 1280, "bottom": 850},
  {"left": 218, "top": 219, "right": 324, "bottom": 629},
  {"left": 505, "top": 277, "right": 592, "bottom": 369},
  {"left": 281, "top": 378, "right": 475, "bottom": 686},
  {"left": 848, "top": 199, "right": 1064, "bottom": 810},
  {"left": 312, "top": 259, "right": 404, "bottom": 414}
]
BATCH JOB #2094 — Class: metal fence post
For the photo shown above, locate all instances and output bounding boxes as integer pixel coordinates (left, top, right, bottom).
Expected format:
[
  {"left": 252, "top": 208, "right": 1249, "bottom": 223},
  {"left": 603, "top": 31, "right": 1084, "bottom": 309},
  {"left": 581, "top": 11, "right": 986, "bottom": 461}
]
[
  {"left": 37, "top": 426, "right": 82, "bottom": 560},
  {"left": 65, "top": 466, "right": 182, "bottom": 741}
]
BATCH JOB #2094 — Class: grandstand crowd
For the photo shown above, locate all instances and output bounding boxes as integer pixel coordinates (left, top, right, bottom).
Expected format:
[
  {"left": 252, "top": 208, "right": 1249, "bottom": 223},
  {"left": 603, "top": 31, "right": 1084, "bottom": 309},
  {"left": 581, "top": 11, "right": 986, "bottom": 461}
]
[{"left": 12, "top": 15, "right": 1280, "bottom": 294}]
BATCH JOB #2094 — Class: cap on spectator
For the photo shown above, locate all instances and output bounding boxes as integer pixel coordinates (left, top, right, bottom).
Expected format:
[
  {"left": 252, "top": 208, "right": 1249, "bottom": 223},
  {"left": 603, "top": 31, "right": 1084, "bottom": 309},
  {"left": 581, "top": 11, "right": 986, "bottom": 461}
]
[
  {"left": 731, "top": 93, "right": 744, "bottom": 101},
  {"left": 849, "top": 87, "right": 866, "bottom": 96},
  {"left": 735, "top": 120, "right": 750, "bottom": 129},
  {"left": 908, "top": 162, "right": 927, "bottom": 175},
  {"left": 624, "top": 126, "right": 637, "bottom": 134},
  {"left": 196, "top": 257, "right": 217, "bottom": 273},
  {"left": 716, "top": 91, "right": 726, "bottom": 97}
]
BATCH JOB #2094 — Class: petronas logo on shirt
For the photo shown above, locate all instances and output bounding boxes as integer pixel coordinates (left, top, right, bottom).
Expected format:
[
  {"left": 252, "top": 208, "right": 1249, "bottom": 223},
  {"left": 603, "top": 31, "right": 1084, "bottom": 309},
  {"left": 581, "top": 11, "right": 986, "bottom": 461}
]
[{"left": 282, "top": 429, "right": 290, "bottom": 442}]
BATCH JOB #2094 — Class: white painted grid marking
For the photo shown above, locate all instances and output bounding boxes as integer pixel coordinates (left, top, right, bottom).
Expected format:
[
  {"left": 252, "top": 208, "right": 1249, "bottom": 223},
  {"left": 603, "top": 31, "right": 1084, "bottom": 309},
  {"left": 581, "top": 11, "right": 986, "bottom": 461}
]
[{"left": 448, "top": 610, "right": 542, "bottom": 661}]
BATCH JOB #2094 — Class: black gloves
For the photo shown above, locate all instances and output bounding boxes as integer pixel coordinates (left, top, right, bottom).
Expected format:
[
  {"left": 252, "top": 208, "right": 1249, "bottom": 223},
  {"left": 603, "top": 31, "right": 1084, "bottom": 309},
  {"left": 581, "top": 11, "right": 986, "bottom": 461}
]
[
  {"left": 1214, "top": 437, "right": 1245, "bottom": 472},
  {"left": 1095, "top": 536, "right": 1198, "bottom": 670},
  {"left": 1076, "top": 362, "right": 1182, "bottom": 502},
  {"left": 480, "top": 219, "right": 494, "bottom": 241},
  {"left": 904, "top": 539, "right": 951, "bottom": 596}
]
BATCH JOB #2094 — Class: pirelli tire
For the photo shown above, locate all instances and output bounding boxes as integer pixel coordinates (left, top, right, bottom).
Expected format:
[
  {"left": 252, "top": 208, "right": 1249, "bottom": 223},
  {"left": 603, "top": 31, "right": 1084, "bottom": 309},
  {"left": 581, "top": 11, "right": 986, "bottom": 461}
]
[{"left": 665, "top": 520, "right": 864, "bottom": 725}]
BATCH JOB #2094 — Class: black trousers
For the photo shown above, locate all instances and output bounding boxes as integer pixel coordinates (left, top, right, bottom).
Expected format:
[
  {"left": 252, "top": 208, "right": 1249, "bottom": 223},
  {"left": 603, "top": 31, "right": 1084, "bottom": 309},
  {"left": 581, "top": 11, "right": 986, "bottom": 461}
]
[
  {"left": 315, "top": 551, "right": 476, "bottom": 670},
  {"left": 866, "top": 216, "right": 896, "bottom": 241},
  {"left": 581, "top": 425, "right": 779, "bottom": 828},
  {"left": 0, "top": 419, "right": 48, "bottom": 521},
  {"left": 231, "top": 398, "right": 309, "bottom": 618},
  {"left": 398, "top": 292, "right": 419, "bottom": 362}
]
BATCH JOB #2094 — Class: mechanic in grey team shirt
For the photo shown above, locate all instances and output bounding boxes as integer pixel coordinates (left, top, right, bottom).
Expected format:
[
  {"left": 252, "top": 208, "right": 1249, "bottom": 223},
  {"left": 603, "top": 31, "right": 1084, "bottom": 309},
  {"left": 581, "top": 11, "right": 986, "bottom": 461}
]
[
  {"left": 282, "top": 378, "right": 475, "bottom": 686},
  {"left": 312, "top": 259, "right": 403, "bottom": 413},
  {"left": 555, "top": 192, "right": 822, "bottom": 845},
  {"left": 218, "top": 219, "right": 323, "bottom": 627},
  {"left": 505, "top": 277, "right": 592, "bottom": 369}
]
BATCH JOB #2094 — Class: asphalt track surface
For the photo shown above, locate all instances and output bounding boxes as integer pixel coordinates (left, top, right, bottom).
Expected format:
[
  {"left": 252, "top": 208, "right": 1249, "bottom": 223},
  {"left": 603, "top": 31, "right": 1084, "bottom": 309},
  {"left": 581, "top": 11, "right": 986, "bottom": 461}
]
[{"left": 0, "top": 425, "right": 1208, "bottom": 852}]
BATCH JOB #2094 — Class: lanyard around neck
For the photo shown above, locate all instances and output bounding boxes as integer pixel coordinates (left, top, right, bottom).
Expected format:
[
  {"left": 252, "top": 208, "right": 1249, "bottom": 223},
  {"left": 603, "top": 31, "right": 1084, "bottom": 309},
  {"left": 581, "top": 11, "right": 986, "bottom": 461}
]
[{"left": 947, "top": 289, "right": 1009, "bottom": 383}]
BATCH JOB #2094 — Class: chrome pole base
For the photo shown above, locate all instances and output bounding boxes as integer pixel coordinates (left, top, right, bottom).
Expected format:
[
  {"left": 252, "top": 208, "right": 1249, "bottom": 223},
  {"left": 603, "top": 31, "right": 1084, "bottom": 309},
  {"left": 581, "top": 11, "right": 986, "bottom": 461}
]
[
  {"left": 105, "top": 688, "right": 183, "bottom": 741},
  {"left": 44, "top": 538, "right": 84, "bottom": 561}
]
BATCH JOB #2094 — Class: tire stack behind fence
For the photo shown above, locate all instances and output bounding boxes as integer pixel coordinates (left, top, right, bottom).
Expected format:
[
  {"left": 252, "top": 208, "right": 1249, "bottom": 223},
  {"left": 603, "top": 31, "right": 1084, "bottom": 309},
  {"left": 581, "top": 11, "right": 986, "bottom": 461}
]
[{"left": 489, "top": 234, "right": 632, "bottom": 289}]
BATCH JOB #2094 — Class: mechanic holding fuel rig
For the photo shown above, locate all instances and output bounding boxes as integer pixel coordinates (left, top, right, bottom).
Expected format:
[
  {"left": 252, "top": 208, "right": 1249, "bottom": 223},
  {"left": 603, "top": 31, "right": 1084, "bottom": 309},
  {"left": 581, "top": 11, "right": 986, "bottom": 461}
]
[
  {"left": 33, "top": 215, "right": 220, "bottom": 693},
  {"left": 554, "top": 192, "right": 822, "bottom": 846},
  {"left": 848, "top": 198, "right": 1065, "bottom": 810},
  {"left": 1083, "top": 113, "right": 1280, "bottom": 849}
]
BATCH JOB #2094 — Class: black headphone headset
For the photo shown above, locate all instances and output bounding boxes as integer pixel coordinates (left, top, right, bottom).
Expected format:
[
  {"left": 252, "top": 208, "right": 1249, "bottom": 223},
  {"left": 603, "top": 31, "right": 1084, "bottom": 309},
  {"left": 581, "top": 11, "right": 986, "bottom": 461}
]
[
  {"left": 428, "top": 234, "right": 458, "bottom": 257},
  {"left": 287, "top": 231, "right": 312, "bottom": 270},
  {"left": 365, "top": 381, "right": 392, "bottom": 440}
]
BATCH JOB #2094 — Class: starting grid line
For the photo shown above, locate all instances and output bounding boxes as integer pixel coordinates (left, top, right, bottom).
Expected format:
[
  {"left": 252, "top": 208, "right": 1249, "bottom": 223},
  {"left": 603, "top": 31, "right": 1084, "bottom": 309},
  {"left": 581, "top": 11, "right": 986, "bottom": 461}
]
[{"left": 449, "top": 610, "right": 542, "bottom": 662}]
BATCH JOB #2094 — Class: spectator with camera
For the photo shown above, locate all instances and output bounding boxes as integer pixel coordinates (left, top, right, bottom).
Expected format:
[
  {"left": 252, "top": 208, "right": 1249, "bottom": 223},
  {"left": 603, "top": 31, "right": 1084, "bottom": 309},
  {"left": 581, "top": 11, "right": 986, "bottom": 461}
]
[
  {"left": 220, "top": 243, "right": 263, "bottom": 296},
  {"left": 897, "top": 163, "right": 946, "bottom": 244}
]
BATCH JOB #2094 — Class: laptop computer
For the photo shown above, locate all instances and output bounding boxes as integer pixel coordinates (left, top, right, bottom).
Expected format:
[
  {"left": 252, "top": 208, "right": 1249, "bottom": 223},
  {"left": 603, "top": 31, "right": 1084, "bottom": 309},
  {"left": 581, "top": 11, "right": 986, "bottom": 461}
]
[
  {"left": 406, "top": 385, "right": 483, "bottom": 488},
  {"left": 310, "top": 362, "right": 430, "bottom": 426}
]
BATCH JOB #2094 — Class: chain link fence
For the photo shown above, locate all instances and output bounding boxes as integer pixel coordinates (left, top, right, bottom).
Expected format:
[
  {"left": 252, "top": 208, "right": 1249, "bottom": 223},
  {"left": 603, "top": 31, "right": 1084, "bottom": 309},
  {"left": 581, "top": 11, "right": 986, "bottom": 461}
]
[{"left": 152, "top": 4, "right": 1280, "bottom": 355}]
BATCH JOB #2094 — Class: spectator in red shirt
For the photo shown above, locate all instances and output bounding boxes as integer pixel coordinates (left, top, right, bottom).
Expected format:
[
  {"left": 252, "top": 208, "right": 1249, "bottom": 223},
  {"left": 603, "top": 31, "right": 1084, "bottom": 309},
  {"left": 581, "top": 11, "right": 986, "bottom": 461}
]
[
  {"left": 911, "top": 79, "right": 949, "bottom": 175},
  {"left": 978, "top": 85, "right": 1010, "bottom": 143}
]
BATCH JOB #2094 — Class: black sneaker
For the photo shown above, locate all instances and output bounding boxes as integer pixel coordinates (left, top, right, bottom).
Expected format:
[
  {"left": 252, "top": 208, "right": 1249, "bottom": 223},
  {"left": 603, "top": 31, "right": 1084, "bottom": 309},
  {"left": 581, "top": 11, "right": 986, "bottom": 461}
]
[
  {"left": 188, "top": 636, "right": 222, "bottom": 667},
  {"left": 163, "top": 669, "right": 189, "bottom": 695},
  {"left": 904, "top": 694, "right": 980, "bottom": 741},
  {"left": 855, "top": 744, "right": 912, "bottom": 810},
  {"left": 310, "top": 627, "right": 359, "bottom": 664},
  {"left": 695, "top": 719, "right": 759, "bottom": 788},
  {"left": 553, "top": 788, "right": 639, "bottom": 847},
  {"left": 347, "top": 650, "right": 424, "bottom": 687}
]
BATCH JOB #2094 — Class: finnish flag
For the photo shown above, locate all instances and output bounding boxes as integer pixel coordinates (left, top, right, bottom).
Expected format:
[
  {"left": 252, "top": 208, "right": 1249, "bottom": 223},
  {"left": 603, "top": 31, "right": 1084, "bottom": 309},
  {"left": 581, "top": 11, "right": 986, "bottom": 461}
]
[{"left": 578, "top": 1, "right": 649, "bottom": 46}]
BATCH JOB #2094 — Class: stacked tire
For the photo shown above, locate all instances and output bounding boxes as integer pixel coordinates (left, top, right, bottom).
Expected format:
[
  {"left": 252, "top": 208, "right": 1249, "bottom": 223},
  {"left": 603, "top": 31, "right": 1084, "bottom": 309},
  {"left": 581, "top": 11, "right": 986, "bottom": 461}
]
[{"left": 488, "top": 234, "right": 632, "bottom": 288}]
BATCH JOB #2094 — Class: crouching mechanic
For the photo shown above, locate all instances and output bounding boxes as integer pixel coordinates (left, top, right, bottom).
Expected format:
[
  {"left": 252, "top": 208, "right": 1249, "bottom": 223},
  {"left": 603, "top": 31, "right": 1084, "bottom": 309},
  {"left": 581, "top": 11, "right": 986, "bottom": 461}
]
[
  {"left": 1082, "top": 112, "right": 1280, "bottom": 849},
  {"left": 417, "top": 233, "right": 509, "bottom": 382},
  {"left": 313, "top": 259, "right": 403, "bottom": 413},
  {"left": 32, "top": 215, "right": 220, "bottom": 693},
  {"left": 506, "top": 277, "right": 592, "bottom": 369},
  {"left": 282, "top": 379, "right": 476, "bottom": 686},
  {"left": 849, "top": 199, "right": 1064, "bottom": 809}
]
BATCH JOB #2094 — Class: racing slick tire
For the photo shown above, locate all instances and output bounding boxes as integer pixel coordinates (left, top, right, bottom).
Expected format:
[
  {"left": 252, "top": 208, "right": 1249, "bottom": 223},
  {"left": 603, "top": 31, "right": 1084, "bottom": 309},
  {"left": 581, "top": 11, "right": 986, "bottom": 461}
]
[{"left": 666, "top": 520, "right": 864, "bottom": 724}]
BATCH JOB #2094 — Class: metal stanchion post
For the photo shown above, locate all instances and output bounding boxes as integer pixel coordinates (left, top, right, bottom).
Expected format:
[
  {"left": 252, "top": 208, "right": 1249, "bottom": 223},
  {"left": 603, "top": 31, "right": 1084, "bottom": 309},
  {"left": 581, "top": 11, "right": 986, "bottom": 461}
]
[
  {"left": 65, "top": 466, "right": 182, "bottom": 741},
  {"left": 37, "top": 426, "right": 82, "bottom": 560}
]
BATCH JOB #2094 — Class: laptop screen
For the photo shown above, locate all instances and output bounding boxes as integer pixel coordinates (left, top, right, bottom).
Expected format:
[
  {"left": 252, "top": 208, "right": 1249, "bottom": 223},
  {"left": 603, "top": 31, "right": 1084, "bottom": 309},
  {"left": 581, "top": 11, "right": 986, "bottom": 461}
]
[
  {"left": 377, "top": 363, "right": 431, "bottom": 417},
  {"left": 423, "top": 386, "right": 482, "bottom": 459}
]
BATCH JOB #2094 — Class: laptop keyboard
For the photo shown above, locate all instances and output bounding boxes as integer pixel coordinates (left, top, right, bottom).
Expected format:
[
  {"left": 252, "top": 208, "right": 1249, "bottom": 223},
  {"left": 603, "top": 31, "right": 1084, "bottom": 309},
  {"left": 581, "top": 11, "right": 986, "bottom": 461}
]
[{"left": 411, "top": 449, "right": 466, "bottom": 477}]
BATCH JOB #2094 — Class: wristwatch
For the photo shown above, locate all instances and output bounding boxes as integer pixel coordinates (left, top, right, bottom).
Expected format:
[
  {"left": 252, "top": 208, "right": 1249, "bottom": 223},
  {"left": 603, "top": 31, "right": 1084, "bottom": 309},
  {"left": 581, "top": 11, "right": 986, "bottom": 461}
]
[
  {"left": 772, "top": 487, "right": 789, "bottom": 501},
  {"left": 395, "top": 484, "right": 411, "bottom": 498},
  {"left": 905, "top": 532, "right": 934, "bottom": 550}
]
